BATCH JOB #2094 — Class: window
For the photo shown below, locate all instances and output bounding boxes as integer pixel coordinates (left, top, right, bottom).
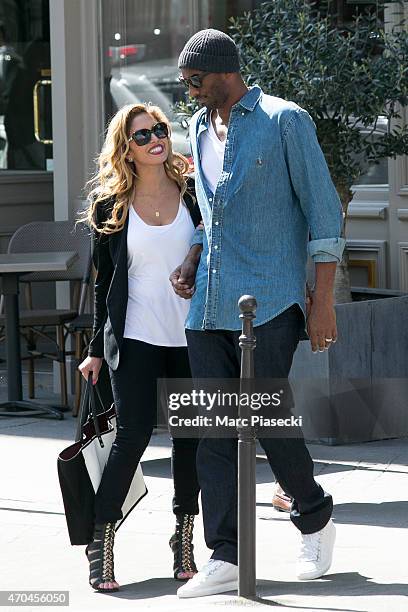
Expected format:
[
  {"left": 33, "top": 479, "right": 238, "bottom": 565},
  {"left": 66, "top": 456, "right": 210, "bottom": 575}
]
[
  {"left": 314, "top": 0, "right": 385, "bottom": 26},
  {"left": 201, "top": 1, "right": 264, "bottom": 30},
  {"left": 353, "top": 116, "right": 389, "bottom": 186},
  {"left": 101, "top": 0, "right": 263, "bottom": 159},
  {"left": 0, "top": 0, "right": 52, "bottom": 171}
]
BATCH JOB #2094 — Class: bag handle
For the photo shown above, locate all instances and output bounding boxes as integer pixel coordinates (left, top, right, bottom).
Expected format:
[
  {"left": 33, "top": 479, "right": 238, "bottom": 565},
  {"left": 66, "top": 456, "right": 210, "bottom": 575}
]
[
  {"left": 93, "top": 384, "right": 105, "bottom": 413},
  {"left": 75, "top": 373, "right": 105, "bottom": 448},
  {"left": 75, "top": 374, "right": 91, "bottom": 442},
  {"left": 89, "top": 377, "right": 104, "bottom": 447}
]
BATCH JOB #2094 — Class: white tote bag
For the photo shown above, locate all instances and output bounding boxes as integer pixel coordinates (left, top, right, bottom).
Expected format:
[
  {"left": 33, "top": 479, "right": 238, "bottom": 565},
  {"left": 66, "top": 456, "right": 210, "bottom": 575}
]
[{"left": 58, "top": 377, "right": 147, "bottom": 544}]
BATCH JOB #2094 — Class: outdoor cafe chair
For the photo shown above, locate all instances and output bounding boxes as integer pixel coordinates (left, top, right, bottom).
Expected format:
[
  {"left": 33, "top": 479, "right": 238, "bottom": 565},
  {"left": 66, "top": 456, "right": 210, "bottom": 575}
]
[
  {"left": 65, "top": 311, "right": 93, "bottom": 416},
  {"left": 0, "top": 220, "right": 91, "bottom": 408}
]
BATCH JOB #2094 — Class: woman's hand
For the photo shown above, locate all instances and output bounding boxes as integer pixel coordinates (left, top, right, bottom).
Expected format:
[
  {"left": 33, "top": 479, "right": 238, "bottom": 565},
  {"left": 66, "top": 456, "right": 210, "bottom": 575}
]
[{"left": 78, "top": 356, "right": 103, "bottom": 384}]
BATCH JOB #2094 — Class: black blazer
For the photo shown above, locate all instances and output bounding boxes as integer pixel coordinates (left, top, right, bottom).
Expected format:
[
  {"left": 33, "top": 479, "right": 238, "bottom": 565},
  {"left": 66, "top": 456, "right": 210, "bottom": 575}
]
[{"left": 88, "top": 177, "right": 201, "bottom": 370}]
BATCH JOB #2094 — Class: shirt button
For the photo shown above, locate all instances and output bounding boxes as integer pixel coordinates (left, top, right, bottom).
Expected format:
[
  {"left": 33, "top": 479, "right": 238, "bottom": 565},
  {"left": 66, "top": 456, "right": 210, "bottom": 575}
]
[
  {"left": 214, "top": 245, "right": 218, "bottom": 250},
  {"left": 212, "top": 269, "right": 217, "bottom": 274},
  {"left": 209, "top": 197, "right": 213, "bottom": 202},
  {"left": 241, "top": 112, "right": 245, "bottom": 116},
  {"left": 215, "top": 221, "right": 219, "bottom": 225}
]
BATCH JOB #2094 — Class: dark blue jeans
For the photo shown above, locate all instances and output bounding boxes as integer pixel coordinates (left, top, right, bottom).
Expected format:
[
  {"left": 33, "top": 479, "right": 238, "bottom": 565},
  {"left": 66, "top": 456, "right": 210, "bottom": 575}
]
[{"left": 186, "top": 305, "right": 333, "bottom": 566}]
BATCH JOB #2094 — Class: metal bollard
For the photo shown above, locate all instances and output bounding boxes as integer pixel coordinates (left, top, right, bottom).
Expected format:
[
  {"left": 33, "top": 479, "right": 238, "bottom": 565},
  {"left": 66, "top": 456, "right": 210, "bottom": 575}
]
[{"left": 237, "top": 295, "right": 257, "bottom": 598}]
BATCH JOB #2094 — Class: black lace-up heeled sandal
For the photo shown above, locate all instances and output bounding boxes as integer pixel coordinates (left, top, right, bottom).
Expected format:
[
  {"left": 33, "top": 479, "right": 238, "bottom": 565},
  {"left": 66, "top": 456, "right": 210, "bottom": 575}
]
[
  {"left": 169, "top": 513, "right": 198, "bottom": 580},
  {"left": 85, "top": 522, "right": 119, "bottom": 592}
]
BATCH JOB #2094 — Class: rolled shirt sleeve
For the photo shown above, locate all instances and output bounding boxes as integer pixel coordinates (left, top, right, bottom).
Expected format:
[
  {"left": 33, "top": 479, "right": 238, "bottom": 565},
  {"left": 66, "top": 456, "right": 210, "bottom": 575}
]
[
  {"left": 308, "top": 237, "right": 346, "bottom": 263},
  {"left": 283, "top": 109, "right": 346, "bottom": 263}
]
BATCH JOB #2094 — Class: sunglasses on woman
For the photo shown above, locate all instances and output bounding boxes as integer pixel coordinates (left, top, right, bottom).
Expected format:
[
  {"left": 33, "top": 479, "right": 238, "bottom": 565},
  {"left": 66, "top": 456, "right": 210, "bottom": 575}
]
[{"left": 128, "top": 121, "right": 169, "bottom": 146}]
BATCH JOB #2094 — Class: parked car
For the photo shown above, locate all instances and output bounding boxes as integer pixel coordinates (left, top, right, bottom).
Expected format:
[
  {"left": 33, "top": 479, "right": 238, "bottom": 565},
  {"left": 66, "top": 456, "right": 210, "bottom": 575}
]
[{"left": 108, "top": 44, "right": 146, "bottom": 66}]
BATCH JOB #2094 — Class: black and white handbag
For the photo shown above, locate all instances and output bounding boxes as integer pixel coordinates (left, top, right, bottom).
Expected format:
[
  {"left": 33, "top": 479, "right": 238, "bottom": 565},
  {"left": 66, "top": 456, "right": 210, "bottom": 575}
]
[{"left": 57, "top": 375, "right": 147, "bottom": 545}]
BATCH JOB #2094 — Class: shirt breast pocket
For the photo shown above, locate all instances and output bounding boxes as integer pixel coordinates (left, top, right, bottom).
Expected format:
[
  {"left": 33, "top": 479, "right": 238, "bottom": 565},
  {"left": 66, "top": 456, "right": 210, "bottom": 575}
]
[{"left": 229, "top": 153, "right": 266, "bottom": 200}]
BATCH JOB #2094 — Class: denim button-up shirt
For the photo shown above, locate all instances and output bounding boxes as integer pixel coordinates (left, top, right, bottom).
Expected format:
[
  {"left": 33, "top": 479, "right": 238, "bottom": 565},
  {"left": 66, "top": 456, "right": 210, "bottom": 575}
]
[{"left": 186, "top": 85, "right": 345, "bottom": 331}]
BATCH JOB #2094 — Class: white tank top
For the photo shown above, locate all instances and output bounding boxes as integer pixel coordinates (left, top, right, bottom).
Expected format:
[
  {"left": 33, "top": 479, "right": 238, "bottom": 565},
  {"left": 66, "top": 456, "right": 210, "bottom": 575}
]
[
  {"left": 123, "top": 197, "right": 195, "bottom": 346},
  {"left": 200, "top": 114, "right": 227, "bottom": 194}
]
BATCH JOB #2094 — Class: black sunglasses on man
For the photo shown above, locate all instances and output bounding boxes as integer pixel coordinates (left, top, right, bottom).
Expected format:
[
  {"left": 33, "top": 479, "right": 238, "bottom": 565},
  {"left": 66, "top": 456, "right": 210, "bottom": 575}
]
[{"left": 178, "top": 72, "right": 212, "bottom": 89}]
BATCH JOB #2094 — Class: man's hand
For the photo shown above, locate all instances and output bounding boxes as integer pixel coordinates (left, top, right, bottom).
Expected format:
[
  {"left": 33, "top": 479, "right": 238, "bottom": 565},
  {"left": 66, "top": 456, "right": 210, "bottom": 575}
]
[
  {"left": 306, "top": 283, "right": 313, "bottom": 319},
  {"left": 169, "top": 244, "right": 202, "bottom": 299},
  {"left": 307, "top": 262, "right": 338, "bottom": 352},
  {"left": 169, "top": 262, "right": 196, "bottom": 299},
  {"left": 307, "top": 294, "right": 337, "bottom": 353}
]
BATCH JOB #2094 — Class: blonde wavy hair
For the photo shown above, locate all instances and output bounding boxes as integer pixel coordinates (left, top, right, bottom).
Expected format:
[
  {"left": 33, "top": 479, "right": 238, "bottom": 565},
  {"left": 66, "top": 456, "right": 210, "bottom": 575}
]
[{"left": 82, "top": 103, "right": 190, "bottom": 234}]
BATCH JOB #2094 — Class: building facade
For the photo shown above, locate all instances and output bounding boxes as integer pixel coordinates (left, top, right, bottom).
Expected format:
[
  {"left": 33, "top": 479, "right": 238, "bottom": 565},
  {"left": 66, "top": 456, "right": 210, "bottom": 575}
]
[{"left": 0, "top": 0, "right": 407, "bottom": 291}]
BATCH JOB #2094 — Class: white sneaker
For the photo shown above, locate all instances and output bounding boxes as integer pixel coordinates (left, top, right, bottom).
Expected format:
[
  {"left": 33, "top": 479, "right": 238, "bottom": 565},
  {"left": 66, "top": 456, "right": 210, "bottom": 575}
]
[
  {"left": 296, "top": 519, "right": 336, "bottom": 580},
  {"left": 177, "top": 559, "right": 238, "bottom": 598}
]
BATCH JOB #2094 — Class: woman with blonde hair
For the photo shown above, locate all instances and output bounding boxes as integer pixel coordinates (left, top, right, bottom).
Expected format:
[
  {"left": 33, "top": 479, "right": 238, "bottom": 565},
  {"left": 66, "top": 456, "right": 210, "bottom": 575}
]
[{"left": 78, "top": 103, "right": 202, "bottom": 592}]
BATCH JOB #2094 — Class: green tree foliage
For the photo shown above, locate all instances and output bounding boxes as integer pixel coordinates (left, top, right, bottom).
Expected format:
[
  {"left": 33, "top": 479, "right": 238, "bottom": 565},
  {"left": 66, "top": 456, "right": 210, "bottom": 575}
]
[
  {"left": 229, "top": 0, "right": 408, "bottom": 210},
  {"left": 175, "top": 1, "right": 408, "bottom": 299}
]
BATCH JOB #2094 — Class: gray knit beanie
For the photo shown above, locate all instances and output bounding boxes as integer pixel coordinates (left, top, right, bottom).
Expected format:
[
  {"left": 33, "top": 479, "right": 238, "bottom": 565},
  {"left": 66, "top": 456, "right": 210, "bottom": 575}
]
[{"left": 178, "top": 29, "right": 240, "bottom": 73}]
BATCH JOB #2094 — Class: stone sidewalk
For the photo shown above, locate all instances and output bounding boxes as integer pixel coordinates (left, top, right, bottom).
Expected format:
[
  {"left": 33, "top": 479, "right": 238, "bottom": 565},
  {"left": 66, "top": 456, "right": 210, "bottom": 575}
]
[{"left": 0, "top": 413, "right": 407, "bottom": 612}]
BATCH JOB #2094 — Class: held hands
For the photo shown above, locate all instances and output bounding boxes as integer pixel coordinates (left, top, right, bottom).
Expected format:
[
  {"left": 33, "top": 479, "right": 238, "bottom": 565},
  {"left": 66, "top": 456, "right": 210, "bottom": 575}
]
[
  {"left": 169, "top": 261, "right": 197, "bottom": 299},
  {"left": 169, "top": 242, "right": 202, "bottom": 300},
  {"left": 306, "top": 291, "right": 337, "bottom": 353},
  {"left": 78, "top": 356, "right": 103, "bottom": 384}
]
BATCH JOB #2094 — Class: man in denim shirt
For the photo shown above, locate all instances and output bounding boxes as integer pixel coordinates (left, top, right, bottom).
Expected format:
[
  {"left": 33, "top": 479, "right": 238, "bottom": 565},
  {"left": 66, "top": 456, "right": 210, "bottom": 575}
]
[{"left": 171, "top": 29, "right": 346, "bottom": 599}]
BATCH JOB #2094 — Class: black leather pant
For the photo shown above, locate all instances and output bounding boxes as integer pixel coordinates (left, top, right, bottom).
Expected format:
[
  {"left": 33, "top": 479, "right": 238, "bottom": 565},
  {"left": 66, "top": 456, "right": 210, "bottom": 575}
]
[{"left": 95, "top": 338, "right": 200, "bottom": 523}]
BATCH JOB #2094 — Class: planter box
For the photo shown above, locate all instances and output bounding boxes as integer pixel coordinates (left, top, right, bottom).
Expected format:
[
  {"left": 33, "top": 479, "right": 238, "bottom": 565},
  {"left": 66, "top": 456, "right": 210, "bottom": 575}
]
[{"left": 290, "top": 294, "right": 408, "bottom": 444}]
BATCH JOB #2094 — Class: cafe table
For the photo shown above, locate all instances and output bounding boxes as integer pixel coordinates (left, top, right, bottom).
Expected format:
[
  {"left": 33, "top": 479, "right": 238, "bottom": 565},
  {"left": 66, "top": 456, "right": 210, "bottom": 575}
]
[{"left": 0, "top": 251, "right": 78, "bottom": 419}]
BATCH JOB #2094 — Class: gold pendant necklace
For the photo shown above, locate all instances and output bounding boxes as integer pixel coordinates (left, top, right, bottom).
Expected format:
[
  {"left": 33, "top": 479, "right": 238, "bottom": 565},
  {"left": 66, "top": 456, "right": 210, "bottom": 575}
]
[
  {"left": 147, "top": 199, "right": 160, "bottom": 217},
  {"left": 131, "top": 187, "right": 161, "bottom": 219}
]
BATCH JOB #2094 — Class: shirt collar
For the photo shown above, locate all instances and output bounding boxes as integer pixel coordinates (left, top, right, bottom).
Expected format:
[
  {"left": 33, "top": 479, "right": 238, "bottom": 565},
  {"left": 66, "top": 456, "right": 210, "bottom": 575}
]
[
  {"left": 235, "top": 85, "right": 262, "bottom": 111},
  {"left": 198, "top": 85, "right": 263, "bottom": 133}
]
